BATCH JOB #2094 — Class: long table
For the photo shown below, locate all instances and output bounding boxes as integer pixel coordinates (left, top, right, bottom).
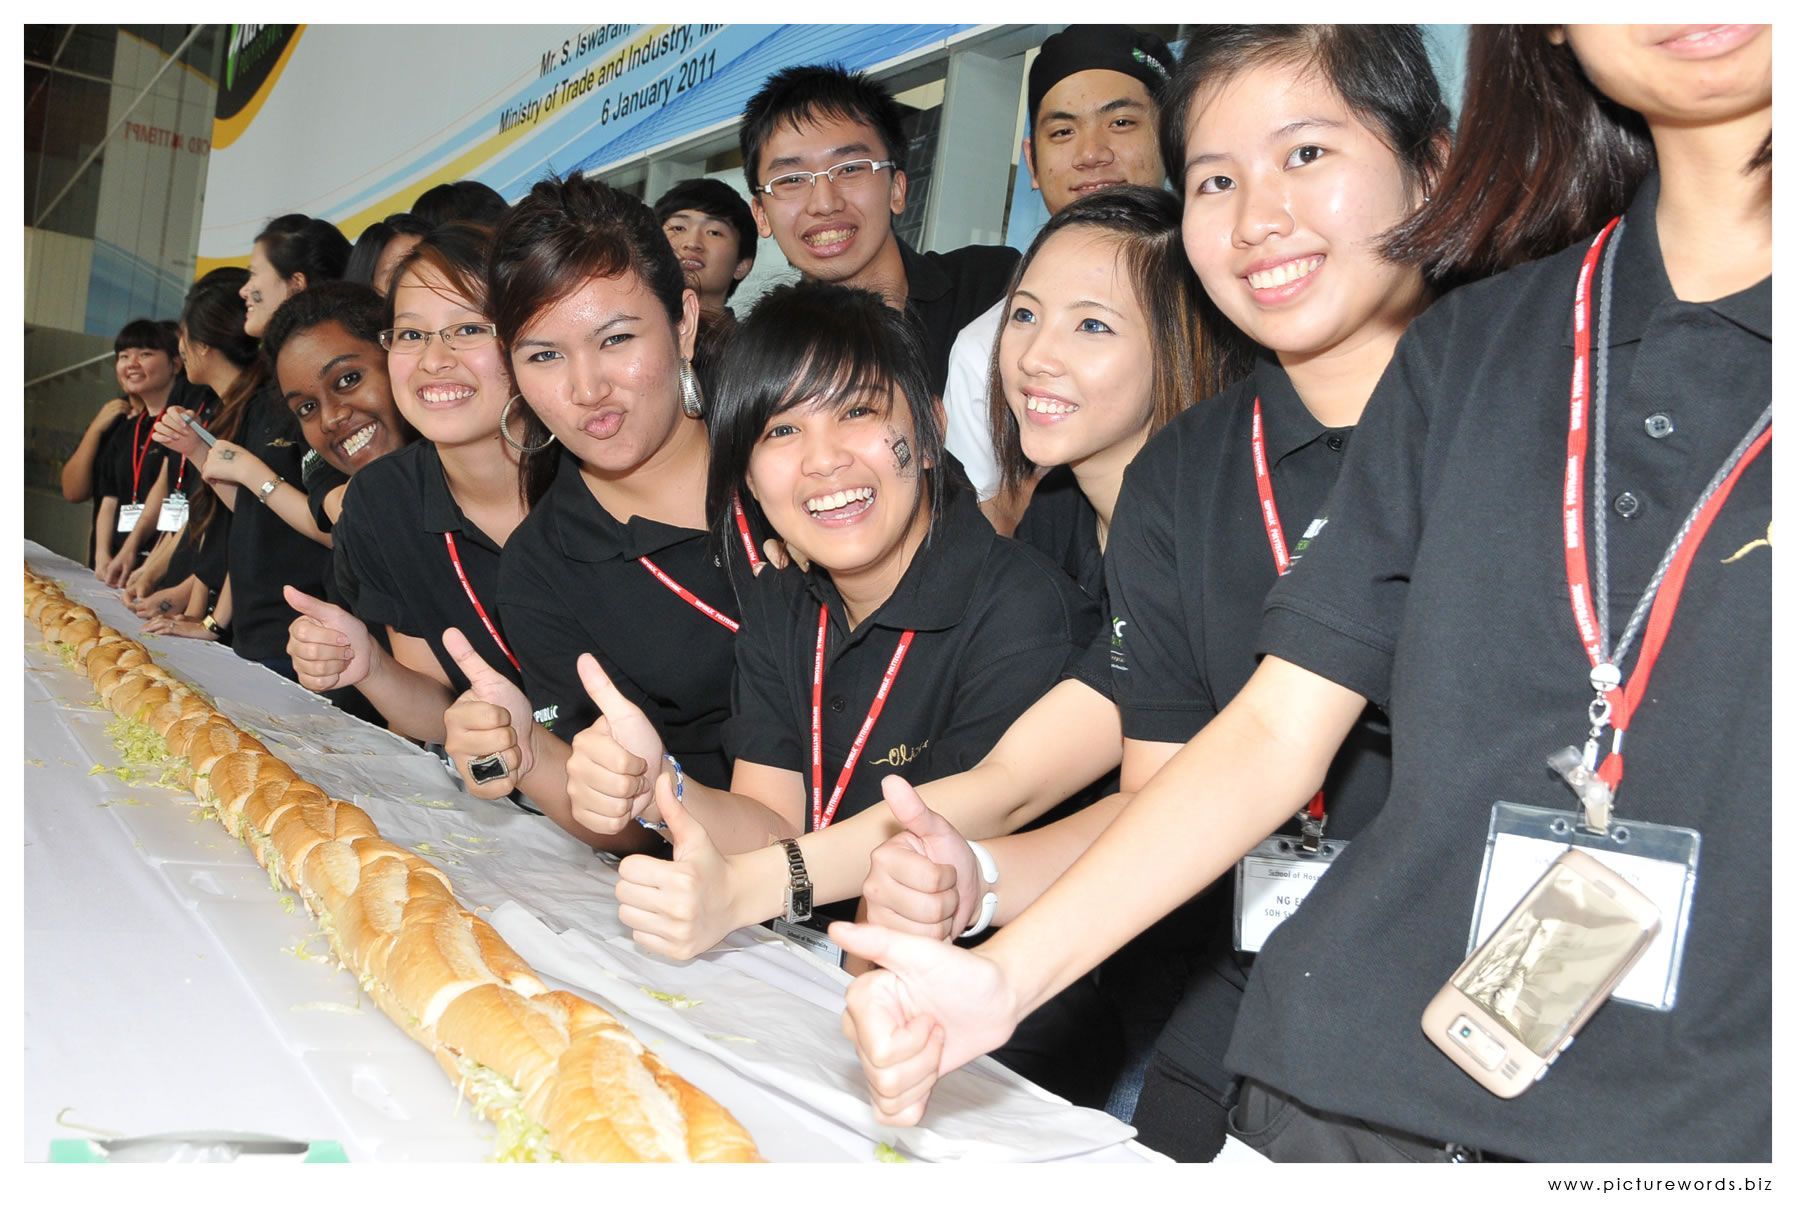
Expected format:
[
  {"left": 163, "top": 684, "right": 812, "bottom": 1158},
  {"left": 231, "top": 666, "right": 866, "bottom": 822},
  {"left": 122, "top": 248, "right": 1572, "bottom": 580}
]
[{"left": 23, "top": 542, "right": 1172, "bottom": 1165}]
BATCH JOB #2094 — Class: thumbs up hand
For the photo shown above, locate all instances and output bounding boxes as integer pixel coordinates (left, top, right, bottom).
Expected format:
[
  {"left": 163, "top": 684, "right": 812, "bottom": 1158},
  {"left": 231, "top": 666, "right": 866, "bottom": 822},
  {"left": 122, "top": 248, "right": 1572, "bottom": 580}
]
[
  {"left": 830, "top": 920, "right": 1020, "bottom": 1126},
  {"left": 442, "top": 625, "right": 536, "bottom": 798},
  {"left": 614, "top": 771, "right": 737, "bottom": 960},
  {"left": 566, "top": 653, "right": 666, "bottom": 835},
  {"left": 284, "top": 585, "right": 373, "bottom": 691},
  {"left": 861, "top": 776, "right": 985, "bottom": 940}
]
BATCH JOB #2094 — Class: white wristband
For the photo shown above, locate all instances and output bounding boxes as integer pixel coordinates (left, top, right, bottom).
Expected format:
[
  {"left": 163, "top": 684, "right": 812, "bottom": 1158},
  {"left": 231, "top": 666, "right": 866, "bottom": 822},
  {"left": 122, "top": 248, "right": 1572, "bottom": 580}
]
[{"left": 960, "top": 839, "right": 1000, "bottom": 939}]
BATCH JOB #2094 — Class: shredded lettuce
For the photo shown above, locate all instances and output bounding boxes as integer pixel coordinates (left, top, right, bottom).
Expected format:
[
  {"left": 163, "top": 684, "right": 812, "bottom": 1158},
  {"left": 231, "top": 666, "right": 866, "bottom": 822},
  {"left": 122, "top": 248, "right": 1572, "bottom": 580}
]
[
  {"left": 455, "top": 1056, "right": 560, "bottom": 1163},
  {"left": 103, "top": 716, "right": 184, "bottom": 786},
  {"left": 875, "top": 1142, "right": 910, "bottom": 1163},
  {"left": 640, "top": 988, "right": 700, "bottom": 1009}
]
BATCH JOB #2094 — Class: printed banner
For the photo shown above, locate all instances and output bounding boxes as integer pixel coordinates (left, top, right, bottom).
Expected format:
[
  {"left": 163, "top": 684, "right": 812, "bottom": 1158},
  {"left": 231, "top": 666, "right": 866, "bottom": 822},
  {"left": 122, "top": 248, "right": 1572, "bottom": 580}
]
[{"left": 198, "top": 23, "right": 973, "bottom": 273}]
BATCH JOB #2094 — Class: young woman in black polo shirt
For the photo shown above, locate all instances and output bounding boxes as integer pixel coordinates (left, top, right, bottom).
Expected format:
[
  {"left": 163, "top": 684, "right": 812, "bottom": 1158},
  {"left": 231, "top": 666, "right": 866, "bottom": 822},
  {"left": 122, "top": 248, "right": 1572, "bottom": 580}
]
[
  {"left": 148, "top": 215, "right": 347, "bottom": 676},
  {"left": 286, "top": 222, "right": 529, "bottom": 742},
  {"left": 89, "top": 319, "right": 183, "bottom": 586},
  {"left": 436, "top": 176, "right": 734, "bottom": 854},
  {"left": 548, "top": 281, "right": 1094, "bottom": 961},
  {"left": 837, "top": 23, "right": 1771, "bottom": 1164}
]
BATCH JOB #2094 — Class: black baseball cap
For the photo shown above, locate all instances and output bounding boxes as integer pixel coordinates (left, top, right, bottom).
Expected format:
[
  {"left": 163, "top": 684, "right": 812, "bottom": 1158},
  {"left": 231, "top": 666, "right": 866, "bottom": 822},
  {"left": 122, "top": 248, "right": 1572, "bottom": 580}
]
[{"left": 1028, "top": 25, "right": 1177, "bottom": 126}]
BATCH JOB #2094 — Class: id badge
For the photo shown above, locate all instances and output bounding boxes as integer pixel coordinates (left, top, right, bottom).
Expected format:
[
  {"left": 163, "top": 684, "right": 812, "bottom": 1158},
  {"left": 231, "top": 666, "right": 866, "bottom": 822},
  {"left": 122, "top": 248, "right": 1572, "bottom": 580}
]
[
  {"left": 156, "top": 492, "right": 189, "bottom": 532},
  {"left": 1233, "top": 834, "right": 1348, "bottom": 953},
  {"left": 769, "top": 918, "right": 844, "bottom": 968},
  {"left": 116, "top": 502, "right": 145, "bottom": 533},
  {"left": 1470, "top": 802, "right": 1699, "bottom": 1010}
]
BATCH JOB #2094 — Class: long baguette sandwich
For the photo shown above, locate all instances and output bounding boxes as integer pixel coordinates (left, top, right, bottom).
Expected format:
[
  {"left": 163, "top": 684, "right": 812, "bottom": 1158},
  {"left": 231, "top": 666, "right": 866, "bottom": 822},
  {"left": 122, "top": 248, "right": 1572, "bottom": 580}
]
[{"left": 25, "top": 567, "right": 762, "bottom": 1163}]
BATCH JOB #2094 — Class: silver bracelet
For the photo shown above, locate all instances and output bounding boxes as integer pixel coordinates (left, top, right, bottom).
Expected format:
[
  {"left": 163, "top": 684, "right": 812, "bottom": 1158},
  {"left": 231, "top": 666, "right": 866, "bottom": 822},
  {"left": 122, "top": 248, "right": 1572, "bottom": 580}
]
[{"left": 636, "top": 753, "right": 683, "bottom": 838}]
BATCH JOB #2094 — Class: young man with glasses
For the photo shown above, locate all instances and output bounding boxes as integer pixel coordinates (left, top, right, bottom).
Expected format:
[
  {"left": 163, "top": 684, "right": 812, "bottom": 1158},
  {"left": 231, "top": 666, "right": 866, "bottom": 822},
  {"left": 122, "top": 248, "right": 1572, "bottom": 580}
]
[{"left": 739, "top": 64, "right": 1019, "bottom": 396}]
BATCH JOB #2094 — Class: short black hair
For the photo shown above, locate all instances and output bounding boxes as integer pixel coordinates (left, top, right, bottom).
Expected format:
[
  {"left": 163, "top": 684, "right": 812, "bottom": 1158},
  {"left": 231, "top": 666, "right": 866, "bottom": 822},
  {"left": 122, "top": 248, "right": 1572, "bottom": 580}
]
[
  {"left": 739, "top": 64, "right": 908, "bottom": 195},
  {"left": 345, "top": 212, "right": 432, "bottom": 291},
  {"left": 412, "top": 180, "right": 509, "bottom": 227},
  {"left": 705, "top": 280, "right": 953, "bottom": 575},
  {"left": 260, "top": 279, "right": 387, "bottom": 370},
  {"left": 114, "top": 317, "right": 179, "bottom": 358},
  {"left": 653, "top": 178, "right": 759, "bottom": 297}
]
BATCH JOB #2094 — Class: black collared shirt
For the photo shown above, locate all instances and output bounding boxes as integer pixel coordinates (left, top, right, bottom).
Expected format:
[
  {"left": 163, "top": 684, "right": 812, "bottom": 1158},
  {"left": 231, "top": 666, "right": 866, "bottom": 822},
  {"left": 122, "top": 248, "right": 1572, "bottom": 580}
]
[
  {"left": 1104, "top": 356, "right": 1390, "bottom": 1094},
  {"left": 301, "top": 451, "right": 349, "bottom": 537},
  {"left": 897, "top": 237, "right": 1020, "bottom": 397},
  {"left": 335, "top": 439, "right": 521, "bottom": 693},
  {"left": 1014, "top": 465, "right": 1110, "bottom": 699},
  {"left": 724, "top": 488, "right": 1100, "bottom": 838},
  {"left": 225, "top": 383, "right": 331, "bottom": 660},
  {"left": 1247, "top": 175, "right": 1770, "bottom": 1161},
  {"left": 498, "top": 449, "right": 738, "bottom": 787}
]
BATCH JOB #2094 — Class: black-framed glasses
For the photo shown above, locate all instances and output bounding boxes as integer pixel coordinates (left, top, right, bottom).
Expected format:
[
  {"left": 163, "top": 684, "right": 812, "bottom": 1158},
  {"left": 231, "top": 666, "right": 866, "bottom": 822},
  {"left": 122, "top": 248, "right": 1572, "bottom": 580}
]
[
  {"left": 758, "top": 158, "right": 896, "bottom": 200},
  {"left": 379, "top": 322, "right": 499, "bottom": 353}
]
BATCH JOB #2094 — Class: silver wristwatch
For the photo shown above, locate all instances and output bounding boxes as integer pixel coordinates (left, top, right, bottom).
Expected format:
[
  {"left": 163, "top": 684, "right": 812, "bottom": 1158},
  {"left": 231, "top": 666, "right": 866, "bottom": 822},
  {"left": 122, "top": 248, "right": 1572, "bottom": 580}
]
[
  {"left": 256, "top": 477, "right": 281, "bottom": 504},
  {"left": 776, "top": 837, "right": 813, "bottom": 923}
]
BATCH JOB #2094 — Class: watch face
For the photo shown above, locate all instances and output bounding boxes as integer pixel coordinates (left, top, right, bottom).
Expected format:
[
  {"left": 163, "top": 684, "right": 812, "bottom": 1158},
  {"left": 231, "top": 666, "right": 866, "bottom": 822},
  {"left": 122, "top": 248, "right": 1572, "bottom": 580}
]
[{"left": 791, "top": 886, "right": 813, "bottom": 922}]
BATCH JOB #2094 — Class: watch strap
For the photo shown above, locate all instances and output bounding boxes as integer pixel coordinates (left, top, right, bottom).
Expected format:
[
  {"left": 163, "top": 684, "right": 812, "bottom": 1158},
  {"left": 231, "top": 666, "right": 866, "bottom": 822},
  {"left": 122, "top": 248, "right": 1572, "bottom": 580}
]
[{"left": 776, "top": 837, "right": 813, "bottom": 922}]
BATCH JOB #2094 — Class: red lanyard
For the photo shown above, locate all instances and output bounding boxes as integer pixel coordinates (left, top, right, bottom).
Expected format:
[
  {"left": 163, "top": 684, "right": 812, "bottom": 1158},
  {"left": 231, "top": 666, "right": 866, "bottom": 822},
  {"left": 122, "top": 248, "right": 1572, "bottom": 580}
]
[
  {"left": 1562, "top": 217, "right": 1773, "bottom": 796},
  {"left": 637, "top": 555, "right": 740, "bottom": 634},
  {"left": 128, "top": 414, "right": 155, "bottom": 503},
  {"left": 732, "top": 493, "right": 763, "bottom": 570},
  {"left": 810, "top": 606, "right": 915, "bottom": 831},
  {"left": 1252, "top": 396, "right": 1325, "bottom": 832},
  {"left": 444, "top": 532, "right": 520, "bottom": 672}
]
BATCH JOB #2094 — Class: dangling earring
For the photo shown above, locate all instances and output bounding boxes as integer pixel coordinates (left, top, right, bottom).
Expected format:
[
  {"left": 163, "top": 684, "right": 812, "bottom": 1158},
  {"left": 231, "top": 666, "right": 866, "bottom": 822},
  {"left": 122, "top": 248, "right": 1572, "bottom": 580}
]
[
  {"left": 499, "top": 393, "right": 556, "bottom": 453},
  {"left": 678, "top": 358, "right": 705, "bottom": 420}
]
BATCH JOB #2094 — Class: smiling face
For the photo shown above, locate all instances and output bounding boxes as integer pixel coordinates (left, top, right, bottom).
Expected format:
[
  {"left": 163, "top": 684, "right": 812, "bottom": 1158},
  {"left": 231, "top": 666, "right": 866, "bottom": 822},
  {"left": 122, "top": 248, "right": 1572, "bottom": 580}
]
[
  {"left": 1561, "top": 24, "right": 1770, "bottom": 128},
  {"left": 1025, "top": 69, "right": 1165, "bottom": 214},
  {"left": 240, "top": 241, "right": 298, "bottom": 338},
  {"left": 388, "top": 264, "right": 512, "bottom": 450},
  {"left": 508, "top": 271, "right": 699, "bottom": 476},
  {"left": 750, "top": 113, "right": 907, "bottom": 288},
  {"left": 1180, "top": 59, "right": 1427, "bottom": 370},
  {"left": 276, "top": 320, "right": 403, "bottom": 476},
  {"left": 661, "top": 208, "right": 749, "bottom": 310},
  {"left": 746, "top": 382, "right": 931, "bottom": 588},
  {"left": 1000, "top": 227, "right": 1156, "bottom": 474},
  {"left": 115, "top": 346, "right": 177, "bottom": 400}
]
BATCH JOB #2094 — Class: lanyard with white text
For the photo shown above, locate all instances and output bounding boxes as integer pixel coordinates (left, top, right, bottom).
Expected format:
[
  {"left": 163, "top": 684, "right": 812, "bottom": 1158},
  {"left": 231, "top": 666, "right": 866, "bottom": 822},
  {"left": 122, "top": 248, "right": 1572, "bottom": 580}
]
[
  {"left": 444, "top": 531, "right": 521, "bottom": 672},
  {"left": 1252, "top": 396, "right": 1327, "bottom": 844},
  {"left": 732, "top": 493, "right": 763, "bottom": 571},
  {"left": 637, "top": 555, "right": 741, "bottom": 634},
  {"left": 810, "top": 605, "right": 914, "bottom": 832},
  {"left": 1556, "top": 216, "right": 1773, "bottom": 831}
]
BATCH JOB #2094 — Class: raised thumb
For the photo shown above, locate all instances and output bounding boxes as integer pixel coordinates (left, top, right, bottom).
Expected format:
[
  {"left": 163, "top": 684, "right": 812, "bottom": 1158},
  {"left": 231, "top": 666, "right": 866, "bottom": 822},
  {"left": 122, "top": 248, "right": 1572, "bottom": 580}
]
[
  {"left": 283, "top": 584, "right": 338, "bottom": 620},
  {"left": 577, "top": 651, "right": 641, "bottom": 719},
  {"left": 828, "top": 920, "right": 938, "bottom": 974},
  {"left": 655, "top": 769, "right": 711, "bottom": 859},
  {"left": 443, "top": 626, "right": 502, "bottom": 690},
  {"left": 882, "top": 775, "right": 951, "bottom": 840}
]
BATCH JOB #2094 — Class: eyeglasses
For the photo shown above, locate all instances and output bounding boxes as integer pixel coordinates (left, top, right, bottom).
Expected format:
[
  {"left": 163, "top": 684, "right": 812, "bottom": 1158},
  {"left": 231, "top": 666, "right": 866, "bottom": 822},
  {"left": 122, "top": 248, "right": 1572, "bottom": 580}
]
[
  {"left": 379, "top": 322, "right": 499, "bottom": 354},
  {"left": 758, "top": 158, "right": 895, "bottom": 200}
]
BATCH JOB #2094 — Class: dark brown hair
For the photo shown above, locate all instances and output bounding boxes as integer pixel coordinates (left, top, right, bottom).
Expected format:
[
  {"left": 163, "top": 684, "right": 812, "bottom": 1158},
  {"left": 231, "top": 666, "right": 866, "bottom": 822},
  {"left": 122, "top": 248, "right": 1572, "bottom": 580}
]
[
  {"left": 1380, "top": 27, "right": 1659, "bottom": 283},
  {"left": 179, "top": 268, "right": 265, "bottom": 538},
  {"left": 989, "top": 185, "right": 1201, "bottom": 495},
  {"left": 487, "top": 174, "right": 689, "bottom": 507}
]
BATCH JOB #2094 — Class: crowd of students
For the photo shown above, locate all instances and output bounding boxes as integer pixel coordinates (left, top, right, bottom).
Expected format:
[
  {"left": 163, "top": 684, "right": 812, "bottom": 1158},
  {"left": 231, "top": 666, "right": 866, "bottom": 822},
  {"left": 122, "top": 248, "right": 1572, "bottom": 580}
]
[{"left": 62, "top": 24, "right": 1769, "bottom": 1164}]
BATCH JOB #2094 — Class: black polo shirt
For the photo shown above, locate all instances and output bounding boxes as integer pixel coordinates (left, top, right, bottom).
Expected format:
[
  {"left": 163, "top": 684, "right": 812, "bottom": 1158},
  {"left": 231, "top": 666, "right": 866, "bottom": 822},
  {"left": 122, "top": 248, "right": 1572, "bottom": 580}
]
[
  {"left": 224, "top": 383, "right": 331, "bottom": 660},
  {"left": 1013, "top": 465, "right": 1113, "bottom": 703},
  {"left": 1243, "top": 175, "right": 1770, "bottom": 1162},
  {"left": 301, "top": 450, "right": 350, "bottom": 536},
  {"left": 498, "top": 449, "right": 738, "bottom": 787},
  {"left": 334, "top": 439, "right": 521, "bottom": 694},
  {"left": 725, "top": 488, "right": 1099, "bottom": 843},
  {"left": 1105, "top": 356, "right": 1391, "bottom": 1096},
  {"left": 898, "top": 237, "right": 1020, "bottom": 397}
]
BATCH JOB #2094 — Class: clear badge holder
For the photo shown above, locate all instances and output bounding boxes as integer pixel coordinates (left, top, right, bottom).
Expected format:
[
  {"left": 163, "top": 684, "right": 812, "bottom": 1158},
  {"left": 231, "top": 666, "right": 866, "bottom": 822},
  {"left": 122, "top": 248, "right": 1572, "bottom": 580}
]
[
  {"left": 116, "top": 502, "right": 145, "bottom": 533},
  {"left": 1469, "top": 801, "right": 1699, "bottom": 1011},
  {"left": 1233, "top": 833, "right": 1347, "bottom": 953},
  {"left": 156, "top": 492, "right": 189, "bottom": 532}
]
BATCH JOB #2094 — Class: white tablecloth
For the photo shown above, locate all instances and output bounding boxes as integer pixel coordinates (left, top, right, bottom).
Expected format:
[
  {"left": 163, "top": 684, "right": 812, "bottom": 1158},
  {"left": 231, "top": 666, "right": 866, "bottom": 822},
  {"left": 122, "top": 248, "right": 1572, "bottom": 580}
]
[{"left": 23, "top": 542, "right": 1172, "bottom": 1164}]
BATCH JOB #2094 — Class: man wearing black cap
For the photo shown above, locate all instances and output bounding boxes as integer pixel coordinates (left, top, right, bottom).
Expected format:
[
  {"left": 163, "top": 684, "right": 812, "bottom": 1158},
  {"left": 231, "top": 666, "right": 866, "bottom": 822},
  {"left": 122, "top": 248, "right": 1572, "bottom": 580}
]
[{"left": 944, "top": 25, "right": 1177, "bottom": 531}]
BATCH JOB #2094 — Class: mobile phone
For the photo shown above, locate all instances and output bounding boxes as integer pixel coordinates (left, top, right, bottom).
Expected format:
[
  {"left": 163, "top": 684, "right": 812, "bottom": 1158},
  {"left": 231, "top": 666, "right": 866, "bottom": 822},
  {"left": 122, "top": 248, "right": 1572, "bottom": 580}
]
[
  {"left": 180, "top": 411, "right": 218, "bottom": 447},
  {"left": 1422, "top": 847, "right": 1660, "bottom": 1097}
]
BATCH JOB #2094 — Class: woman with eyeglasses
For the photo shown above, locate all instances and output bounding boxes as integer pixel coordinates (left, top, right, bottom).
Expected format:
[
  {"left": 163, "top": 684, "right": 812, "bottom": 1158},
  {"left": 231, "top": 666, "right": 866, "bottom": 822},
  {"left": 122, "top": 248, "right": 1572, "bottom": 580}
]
[
  {"left": 436, "top": 175, "right": 737, "bottom": 853},
  {"left": 285, "top": 222, "right": 530, "bottom": 743}
]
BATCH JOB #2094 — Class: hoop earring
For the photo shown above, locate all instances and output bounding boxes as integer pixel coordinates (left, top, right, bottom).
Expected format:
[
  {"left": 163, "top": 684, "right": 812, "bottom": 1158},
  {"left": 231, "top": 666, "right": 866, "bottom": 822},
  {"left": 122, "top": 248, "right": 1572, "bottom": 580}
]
[
  {"left": 678, "top": 358, "right": 705, "bottom": 420},
  {"left": 499, "top": 393, "right": 557, "bottom": 454}
]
